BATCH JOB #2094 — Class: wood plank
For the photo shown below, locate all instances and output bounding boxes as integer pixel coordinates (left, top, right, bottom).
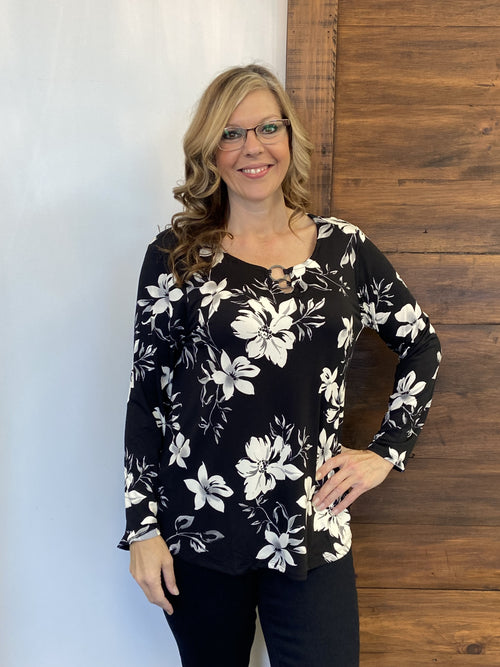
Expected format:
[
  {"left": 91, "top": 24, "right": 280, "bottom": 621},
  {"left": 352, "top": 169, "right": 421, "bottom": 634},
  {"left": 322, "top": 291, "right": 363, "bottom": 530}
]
[
  {"left": 386, "top": 253, "right": 500, "bottom": 325},
  {"left": 360, "top": 655, "right": 500, "bottom": 667},
  {"left": 347, "top": 325, "right": 499, "bottom": 398},
  {"left": 286, "top": 0, "right": 338, "bottom": 215},
  {"left": 351, "top": 524, "right": 500, "bottom": 590},
  {"left": 343, "top": 326, "right": 500, "bottom": 458},
  {"left": 417, "top": 395, "right": 498, "bottom": 458},
  {"left": 333, "top": 105, "right": 500, "bottom": 180},
  {"left": 358, "top": 589, "right": 500, "bottom": 657},
  {"left": 334, "top": 209, "right": 500, "bottom": 255},
  {"left": 350, "top": 457, "right": 500, "bottom": 525},
  {"left": 361, "top": 656, "right": 500, "bottom": 667},
  {"left": 336, "top": 27, "right": 500, "bottom": 105},
  {"left": 332, "top": 178, "right": 500, "bottom": 253},
  {"left": 344, "top": 394, "right": 499, "bottom": 459},
  {"left": 339, "top": 0, "right": 500, "bottom": 27}
]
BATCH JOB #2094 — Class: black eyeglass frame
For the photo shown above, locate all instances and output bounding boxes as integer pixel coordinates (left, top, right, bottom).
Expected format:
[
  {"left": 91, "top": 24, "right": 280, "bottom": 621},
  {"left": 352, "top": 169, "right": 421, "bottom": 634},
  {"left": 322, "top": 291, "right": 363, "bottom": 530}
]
[{"left": 217, "top": 119, "right": 291, "bottom": 151}]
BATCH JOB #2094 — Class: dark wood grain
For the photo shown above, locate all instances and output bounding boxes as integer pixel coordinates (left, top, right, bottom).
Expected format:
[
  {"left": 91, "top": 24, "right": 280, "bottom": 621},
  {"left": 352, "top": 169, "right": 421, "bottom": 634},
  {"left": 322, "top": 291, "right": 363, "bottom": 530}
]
[
  {"left": 352, "top": 524, "right": 500, "bottom": 590},
  {"left": 358, "top": 589, "right": 500, "bottom": 657},
  {"left": 334, "top": 105, "right": 500, "bottom": 180},
  {"left": 286, "top": 0, "right": 338, "bottom": 215},
  {"left": 343, "top": 325, "right": 500, "bottom": 458},
  {"left": 287, "top": 2, "right": 500, "bottom": 664},
  {"left": 350, "top": 456, "right": 500, "bottom": 525},
  {"left": 339, "top": 0, "right": 500, "bottom": 27},
  {"left": 336, "top": 27, "right": 500, "bottom": 105},
  {"left": 386, "top": 253, "right": 500, "bottom": 324},
  {"left": 332, "top": 195, "right": 500, "bottom": 254},
  {"left": 360, "top": 656, "right": 500, "bottom": 667}
]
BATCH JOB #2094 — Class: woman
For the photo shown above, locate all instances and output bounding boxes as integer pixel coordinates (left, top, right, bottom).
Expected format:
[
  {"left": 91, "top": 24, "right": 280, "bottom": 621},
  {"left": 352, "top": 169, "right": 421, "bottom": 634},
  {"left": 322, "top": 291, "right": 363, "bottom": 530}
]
[{"left": 119, "top": 64, "right": 441, "bottom": 666}]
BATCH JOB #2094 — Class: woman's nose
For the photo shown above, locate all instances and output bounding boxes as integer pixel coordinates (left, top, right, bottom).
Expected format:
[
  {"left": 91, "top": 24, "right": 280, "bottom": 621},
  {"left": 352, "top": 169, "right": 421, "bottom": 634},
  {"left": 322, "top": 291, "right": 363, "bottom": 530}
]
[{"left": 242, "top": 128, "right": 264, "bottom": 153}]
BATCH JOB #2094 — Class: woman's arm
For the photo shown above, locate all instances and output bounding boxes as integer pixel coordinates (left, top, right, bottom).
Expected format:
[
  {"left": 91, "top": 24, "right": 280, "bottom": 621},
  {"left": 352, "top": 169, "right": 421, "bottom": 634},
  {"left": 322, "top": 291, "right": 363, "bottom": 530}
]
[
  {"left": 314, "top": 228, "right": 441, "bottom": 510},
  {"left": 130, "top": 536, "right": 179, "bottom": 615}
]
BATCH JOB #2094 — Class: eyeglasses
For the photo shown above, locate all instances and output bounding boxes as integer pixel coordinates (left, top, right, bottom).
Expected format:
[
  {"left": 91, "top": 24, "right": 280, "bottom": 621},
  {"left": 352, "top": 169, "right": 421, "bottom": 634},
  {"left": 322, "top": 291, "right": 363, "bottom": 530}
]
[{"left": 218, "top": 119, "right": 291, "bottom": 151}]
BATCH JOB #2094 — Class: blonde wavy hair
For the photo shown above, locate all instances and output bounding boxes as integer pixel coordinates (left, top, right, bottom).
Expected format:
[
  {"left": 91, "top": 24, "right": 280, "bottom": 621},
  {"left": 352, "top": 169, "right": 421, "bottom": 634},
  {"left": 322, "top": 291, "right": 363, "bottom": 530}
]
[{"left": 165, "top": 64, "right": 313, "bottom": 284}]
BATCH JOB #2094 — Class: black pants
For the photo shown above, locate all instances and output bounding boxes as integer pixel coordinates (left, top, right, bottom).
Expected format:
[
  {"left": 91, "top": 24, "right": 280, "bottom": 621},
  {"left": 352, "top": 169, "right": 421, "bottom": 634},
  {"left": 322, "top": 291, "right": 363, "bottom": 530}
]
[{"left": 164, "top": 551, "right": 359, "bottom": 667}]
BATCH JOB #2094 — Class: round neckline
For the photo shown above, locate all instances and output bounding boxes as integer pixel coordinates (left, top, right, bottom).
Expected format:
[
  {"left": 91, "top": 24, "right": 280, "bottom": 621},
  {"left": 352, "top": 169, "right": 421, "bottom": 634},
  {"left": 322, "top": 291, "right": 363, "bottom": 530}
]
[{"left": 221, "top": 214, "right": 320, "bottom": 274}]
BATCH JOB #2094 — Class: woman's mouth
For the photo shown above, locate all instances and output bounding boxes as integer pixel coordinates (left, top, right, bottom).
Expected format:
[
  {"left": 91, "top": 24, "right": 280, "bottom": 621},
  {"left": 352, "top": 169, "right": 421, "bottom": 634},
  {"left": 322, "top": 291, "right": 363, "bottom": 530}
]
[{"left": 239, "top": 165, "right": 272, "bottom": 177}]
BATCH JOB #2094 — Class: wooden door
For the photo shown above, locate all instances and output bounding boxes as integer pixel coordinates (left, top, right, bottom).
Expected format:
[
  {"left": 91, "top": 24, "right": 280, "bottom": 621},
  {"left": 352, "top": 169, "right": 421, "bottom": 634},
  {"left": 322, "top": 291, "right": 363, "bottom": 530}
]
[{"left": 287, "top": 1, "right": 500, "bottom": 664}]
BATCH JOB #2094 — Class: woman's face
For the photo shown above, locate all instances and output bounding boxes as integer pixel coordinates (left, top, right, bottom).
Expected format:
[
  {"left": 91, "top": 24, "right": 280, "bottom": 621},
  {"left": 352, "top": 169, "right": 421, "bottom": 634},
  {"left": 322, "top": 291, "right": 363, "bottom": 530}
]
[{"left": 215, "top": 88, "right": 291, "bottom": 208}]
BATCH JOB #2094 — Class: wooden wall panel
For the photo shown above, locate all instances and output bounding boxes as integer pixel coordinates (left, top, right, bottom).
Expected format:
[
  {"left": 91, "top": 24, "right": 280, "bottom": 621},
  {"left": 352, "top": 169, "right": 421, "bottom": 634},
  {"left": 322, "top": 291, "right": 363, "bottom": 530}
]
[
  {"left": 339, "top": 0, "right": 500, "bottom": 27},
  {"left": 336, "top": 27, "right": 500, "bottom": 106},
  {"left": 385, "top": 253, "right": 500, "bottom": 323},
  {"left": 333, "top": 180, "right": 500, "bottom": 254},
  {"left": 286, "top": 0, "right": 338, "bottom": 214},
  {"left": 350, "top": 457, "right": 500, "bottom": 525},
  {"left": 287, "top": 2, "right": 500, "bottom": 665},
  {"left": 334, "top": 106, "right": 500, "bottom": 179},
  {"left": 358, "top": 590, "right": 500, "bottom": 660},
  {"left": 343, "top": 325, "right": 500, "bottom": 459},
  {"left": 352, "top": 524, "right": 500, "bottom": 590}
]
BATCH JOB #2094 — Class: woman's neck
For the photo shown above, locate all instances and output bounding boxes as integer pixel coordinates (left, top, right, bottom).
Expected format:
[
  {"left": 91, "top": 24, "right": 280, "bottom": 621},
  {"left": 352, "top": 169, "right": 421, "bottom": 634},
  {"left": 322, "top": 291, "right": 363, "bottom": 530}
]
[{"left": 225, "top": 193, "right": 291, "bottom": 239}]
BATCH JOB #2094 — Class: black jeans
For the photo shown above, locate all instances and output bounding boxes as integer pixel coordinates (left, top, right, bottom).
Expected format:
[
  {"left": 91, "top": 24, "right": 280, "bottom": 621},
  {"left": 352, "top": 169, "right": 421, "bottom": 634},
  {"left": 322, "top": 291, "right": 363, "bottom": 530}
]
[{"left": 164, "top": 550, "right": 359, "bottom": 667}]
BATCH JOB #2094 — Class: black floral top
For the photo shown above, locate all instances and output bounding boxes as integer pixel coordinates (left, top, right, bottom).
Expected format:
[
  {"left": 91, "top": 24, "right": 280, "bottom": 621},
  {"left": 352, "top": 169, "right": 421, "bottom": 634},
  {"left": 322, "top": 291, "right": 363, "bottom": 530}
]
[{"left": 119, "top": 216, "right": 441, "bottom": 580}]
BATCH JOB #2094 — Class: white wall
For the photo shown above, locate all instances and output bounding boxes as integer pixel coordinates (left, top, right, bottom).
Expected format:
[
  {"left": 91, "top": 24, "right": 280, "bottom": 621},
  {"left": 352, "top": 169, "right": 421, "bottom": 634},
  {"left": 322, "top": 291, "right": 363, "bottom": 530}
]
[{"left": 0, "top": 2, "right": 287, "bottom": 665}]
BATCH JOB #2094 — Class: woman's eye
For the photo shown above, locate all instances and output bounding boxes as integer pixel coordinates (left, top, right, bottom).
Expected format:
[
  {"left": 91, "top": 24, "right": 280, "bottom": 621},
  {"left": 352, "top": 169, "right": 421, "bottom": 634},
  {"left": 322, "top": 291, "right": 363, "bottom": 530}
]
[
  {"left": 260, "top": 122, "right": 279, "bottom": 135},
  {"left": 222, "top": 128, "right": 243, "bottom": 141}
]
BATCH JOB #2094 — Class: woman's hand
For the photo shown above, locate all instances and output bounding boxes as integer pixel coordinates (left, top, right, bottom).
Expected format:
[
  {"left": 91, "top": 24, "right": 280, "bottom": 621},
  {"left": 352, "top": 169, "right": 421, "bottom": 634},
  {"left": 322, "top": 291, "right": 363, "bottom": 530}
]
[
  {"left": 129, "top": 535, "right": 179, "bottom": 615},
  {"left": 313, "top": 447, "right": 394, "bottom": 515}
]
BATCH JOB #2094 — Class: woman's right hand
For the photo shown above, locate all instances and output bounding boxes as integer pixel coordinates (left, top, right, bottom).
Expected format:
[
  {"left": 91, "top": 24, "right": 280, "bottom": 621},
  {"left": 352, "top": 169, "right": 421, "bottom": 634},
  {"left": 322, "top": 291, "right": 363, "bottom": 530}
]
[{"left": 129, "top": 535, "right": 179, "bottom": 615}]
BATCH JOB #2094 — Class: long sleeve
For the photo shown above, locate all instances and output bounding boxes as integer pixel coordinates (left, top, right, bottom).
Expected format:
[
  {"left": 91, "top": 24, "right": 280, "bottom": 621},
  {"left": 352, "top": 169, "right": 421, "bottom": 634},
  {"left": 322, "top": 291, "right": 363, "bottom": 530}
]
[
  {"left": 118, "top": 238, "right": 184, "bottom": 549},
  {"left": 354, "top": 233, "right": 441, "bottom": 470}
]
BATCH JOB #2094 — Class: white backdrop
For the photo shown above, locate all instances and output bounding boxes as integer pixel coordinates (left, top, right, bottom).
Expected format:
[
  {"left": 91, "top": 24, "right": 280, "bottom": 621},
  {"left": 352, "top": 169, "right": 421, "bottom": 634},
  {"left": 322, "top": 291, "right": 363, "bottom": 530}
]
[{"left": 0, "top": 2, "right": 287, "bottom": 665}]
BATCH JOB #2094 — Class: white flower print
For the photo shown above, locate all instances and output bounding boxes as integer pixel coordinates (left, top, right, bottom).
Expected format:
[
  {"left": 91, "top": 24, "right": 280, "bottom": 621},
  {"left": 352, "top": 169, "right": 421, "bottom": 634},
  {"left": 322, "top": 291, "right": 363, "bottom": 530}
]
[
  {"left": 390, "top": 370, "right": 426, "bottom": 411},
  {"left": 395, "top": 303, "right": 426, "bottom": 341},
  {"left": 199, "top": 279, "right": 232, "bottom": 318},
  {"left": 319, "top": 367, "right": 339, "bottom": 402},
  {"left": 432, "top": 351, "right": 442, "bottom": 380},
  {"left": 144, "top": 273, "right": 183, "bottom": 319},
  {"left": 325, "top": 382, "right": 345, "bottom": 428},
  {"left": 133, "top": 340, "right": 156, "bottom": 381},
  {"left": 256, "top": 530, "right": 306, "bottom": 572},
  {"left": 141, "top": 501, "right": 158, "bottom": 525},
  {"left": 360, "top": 301, "right": 391, "bottom": 331},
  {"left": 336, "top": 220, "right": 365, "bottom": 241},
  {"left": 184, "top": 463, "right": 234, "bottom": 512},
  {"left": 337, "top": 316, "right": 354, "bottom": 350},
  {"left": 297, "top": 476, "right": 316, "bottom": 517},
  {"left": 323, "top": 539, "right": 351, "bottom": 562},
  {"left": 319, "top": 369, "right": 345, "bottom": 429},
  {"left": 316, "top": 428, "right": 337, "bottom": 468},
  {"left": 314, "top": 505, "right": 350, "bottom": 542},
  {"left": 335, "top": 222, "right": 365, "bottom": 268},
  {"left": 161, "top": 366, "right": 173, "bottom": 396},
  {"left": 383, "top": 446, "right": 407, "bottom": 471},
  {"left": 291, "top": 258, "right": 321, "bottom": 280},
  {"left": 236, "top": 435, "right": 303, "bottom": 501},
  {"left": 211, "top": 351, "right": 260, "bottom": 401},
  {"left": 169, "top": 432, "right": 191, "bottom": 468},
  {"left": 232, "top": 297, "right": 297, "bottom": 368},
  {"left": 124, "top": 452, "right": 158, "bottom": 511},
  {"left": 152, "top": 407, "right": 166, "bottom": 434},
  {"left": 124, "top": 469, "right": 147, "bottom": 508}
]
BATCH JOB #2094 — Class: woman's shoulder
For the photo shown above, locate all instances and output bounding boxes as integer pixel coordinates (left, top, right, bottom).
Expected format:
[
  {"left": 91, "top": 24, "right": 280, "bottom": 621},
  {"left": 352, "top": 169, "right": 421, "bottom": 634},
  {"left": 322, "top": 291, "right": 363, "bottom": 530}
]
[
  {"left": 137, "top": 227, "right": 177, "bottom": 277},
  {"left": 153, "top": 226, "right": 177, "bottom": 252},
  {"left": 310, "top": 214, "right": 366, "bottom": 241}
]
